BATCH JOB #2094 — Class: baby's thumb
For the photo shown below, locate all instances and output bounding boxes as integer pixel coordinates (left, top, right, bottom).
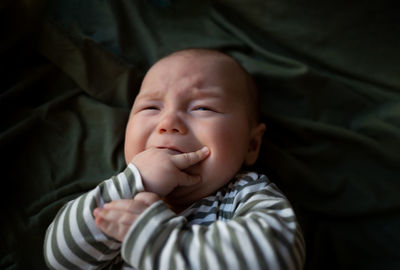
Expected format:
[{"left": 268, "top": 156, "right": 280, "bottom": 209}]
[{"left": 171, "top": 147, "right": 210, "bottom": 170}]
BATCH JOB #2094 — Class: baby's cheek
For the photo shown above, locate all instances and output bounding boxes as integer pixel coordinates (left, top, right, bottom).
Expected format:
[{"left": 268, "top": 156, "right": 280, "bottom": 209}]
[
  {"left": 204, "top": 151, "right": 229, "bottom": 178},
  {"left": 124, "top": 140, "right": 144, "bottom": 164}
]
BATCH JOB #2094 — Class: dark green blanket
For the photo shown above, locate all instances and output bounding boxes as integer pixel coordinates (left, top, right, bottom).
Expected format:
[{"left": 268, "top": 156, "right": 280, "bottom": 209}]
[{"left": 2, "top": 1, "right": 399, "bottom": 269}]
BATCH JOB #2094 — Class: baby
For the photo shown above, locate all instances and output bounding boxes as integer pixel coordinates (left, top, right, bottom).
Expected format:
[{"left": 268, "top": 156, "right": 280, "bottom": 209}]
[{"left": 44, "top": 49, "right": 305, "bottom": 270}]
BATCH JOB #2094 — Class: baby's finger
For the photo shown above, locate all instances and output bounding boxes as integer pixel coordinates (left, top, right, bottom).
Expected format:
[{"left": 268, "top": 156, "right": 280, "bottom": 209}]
[
  {"left": 103, "top": 199, "right": 149, "bottom": 214},
  {"left": 94, "top": 208, "right": 137, "bottom": 226},
  {"left": 171, "top": 146, "right": 210, "bottom": 170},
  {"left": 95, "top": 218, "right": 132, "bottom": 242},
  {"left": 134, "top": 192, "right": 160, "bottom": 206}
]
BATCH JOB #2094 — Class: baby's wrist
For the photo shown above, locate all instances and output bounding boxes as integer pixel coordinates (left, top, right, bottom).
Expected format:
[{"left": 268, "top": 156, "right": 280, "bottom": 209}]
[{"left": 127, "top": 163, "right": 145, "bottom": 193}]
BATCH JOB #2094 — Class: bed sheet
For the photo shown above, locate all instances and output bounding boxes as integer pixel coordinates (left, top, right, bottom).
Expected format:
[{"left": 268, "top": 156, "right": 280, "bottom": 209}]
[{"left": 1, "top": 1, "right": 400, "bottom": 269}]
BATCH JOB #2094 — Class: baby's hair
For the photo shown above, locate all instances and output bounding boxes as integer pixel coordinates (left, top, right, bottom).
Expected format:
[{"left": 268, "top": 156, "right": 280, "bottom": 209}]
[{"left": 161, "top": 48, "right": 261, "bottom": 125}]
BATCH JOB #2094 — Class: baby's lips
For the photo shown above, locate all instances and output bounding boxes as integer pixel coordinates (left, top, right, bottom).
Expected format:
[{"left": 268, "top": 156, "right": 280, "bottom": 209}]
[{"left": 155, "top": 145, "right": 209, "bottom": 157}]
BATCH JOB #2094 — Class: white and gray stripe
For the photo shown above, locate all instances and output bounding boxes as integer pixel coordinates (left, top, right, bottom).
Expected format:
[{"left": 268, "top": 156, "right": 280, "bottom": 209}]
[{"left": 44, "top": 168, "right": 305, "bottom": 270}]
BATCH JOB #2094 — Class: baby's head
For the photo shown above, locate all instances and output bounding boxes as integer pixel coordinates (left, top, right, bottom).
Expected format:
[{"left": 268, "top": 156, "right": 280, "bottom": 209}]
[{"left": 124, "top": 49, "right": 265, "bottom": 208}]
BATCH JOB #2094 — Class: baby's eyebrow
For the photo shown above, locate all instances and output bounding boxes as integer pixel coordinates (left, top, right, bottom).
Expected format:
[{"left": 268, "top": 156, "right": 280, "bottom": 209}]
[
  {"left": 191, "top": 87, "right": 224, "bottom": 99},
  {"left": 134, "top": 86, "right": 226, "bottom": 106},
  {"left": 135, "top": 89, "right": 162, "bottom": 101}
]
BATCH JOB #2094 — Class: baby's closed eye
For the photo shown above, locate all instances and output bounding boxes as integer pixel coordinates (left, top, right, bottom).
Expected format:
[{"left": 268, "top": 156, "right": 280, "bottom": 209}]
[
  {"left": 143, "top": 106, "right": 160, "bottom": 110},
  {"left": 193, "top": 106, "right": 214, "bottom": 111}
]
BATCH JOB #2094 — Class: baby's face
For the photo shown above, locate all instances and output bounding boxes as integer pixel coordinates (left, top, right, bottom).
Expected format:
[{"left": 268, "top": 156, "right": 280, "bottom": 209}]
[{"left": 124, "top": 53, "right": 264, "bottom": 208}]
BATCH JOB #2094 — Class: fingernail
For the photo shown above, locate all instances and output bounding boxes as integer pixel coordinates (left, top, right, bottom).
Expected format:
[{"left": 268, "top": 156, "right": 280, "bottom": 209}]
[
  {"left": 201, "top": 146, "right": 209, "bottom": 154},
  {"left": 93, "top": 208, "right": 101, "bottom": 216}
]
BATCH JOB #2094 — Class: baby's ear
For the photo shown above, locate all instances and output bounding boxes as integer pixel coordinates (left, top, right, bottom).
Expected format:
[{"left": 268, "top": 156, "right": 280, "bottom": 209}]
[{"left": 245, "top": 123, "right": 266, "bottom": 166}]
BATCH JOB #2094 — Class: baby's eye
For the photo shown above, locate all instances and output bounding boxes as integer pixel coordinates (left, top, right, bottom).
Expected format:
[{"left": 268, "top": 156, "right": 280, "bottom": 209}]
[
  {"left": 143, "top": 106, "right": 160, "bottom": 110},
  {"left": 194, "top": 106, "right": 214, "bottom": 111}
]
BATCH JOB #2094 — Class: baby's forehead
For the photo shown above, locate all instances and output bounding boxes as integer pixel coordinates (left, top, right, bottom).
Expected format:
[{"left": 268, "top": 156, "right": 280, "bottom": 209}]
[
  {"left": 151, "top": 52, "right": 247, "bottom": 87},
  {"left": 139, "top": 50, "right": 256, "bottom": 107},
  {"left": 141, "top": 69, "right": 245, "bottom": 99}
]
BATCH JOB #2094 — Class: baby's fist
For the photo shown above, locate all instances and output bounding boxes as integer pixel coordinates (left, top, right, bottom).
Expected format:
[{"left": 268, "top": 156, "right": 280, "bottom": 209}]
[
  {"left": 131, "top": 146, "right": 210, "bottom": 196},
  {"left": 93, "top": 192, "right": 160, "bottom": 242}
]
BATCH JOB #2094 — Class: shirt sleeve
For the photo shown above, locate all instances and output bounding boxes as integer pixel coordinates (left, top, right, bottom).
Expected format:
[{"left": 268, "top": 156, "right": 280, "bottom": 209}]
[
  {"left": 121, "top": 175, "right": 306, "bottom": 270},
  {"left": 44, "top": 163, "right": 144, "bottom": 270}
]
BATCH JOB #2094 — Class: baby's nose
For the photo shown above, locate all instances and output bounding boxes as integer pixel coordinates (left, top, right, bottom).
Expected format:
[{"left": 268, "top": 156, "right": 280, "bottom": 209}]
[{"left": 158, "top": 112, "right": 187, "bottom": 134}]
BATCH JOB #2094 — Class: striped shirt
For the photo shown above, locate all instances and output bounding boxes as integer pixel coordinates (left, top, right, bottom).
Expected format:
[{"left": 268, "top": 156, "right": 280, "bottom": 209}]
[{"left": 44, "top": 164, "right": 305, "bottom": 270}]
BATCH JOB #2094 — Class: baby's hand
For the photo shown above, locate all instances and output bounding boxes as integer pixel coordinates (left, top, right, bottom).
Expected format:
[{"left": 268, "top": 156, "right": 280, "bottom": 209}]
[
  {"left": 93, "top": 192, "right": 160, "bottom": 242},
  {"left": 132, "top": 146, "right": 210, "bottom": 197}
]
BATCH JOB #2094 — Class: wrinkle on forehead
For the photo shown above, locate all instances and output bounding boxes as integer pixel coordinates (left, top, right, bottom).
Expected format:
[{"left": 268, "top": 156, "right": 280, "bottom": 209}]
[
  {"left": 138, "top": 56, "right": 228, "bottom": 99},
  {"left": 138, "top": 72, "right": 206, "bottom": 100},
  {"left": 136, "top": 85, "right": 225, "bottom": 104}
]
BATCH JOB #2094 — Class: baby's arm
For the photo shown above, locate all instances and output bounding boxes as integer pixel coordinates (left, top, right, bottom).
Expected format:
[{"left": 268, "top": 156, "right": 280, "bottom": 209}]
[
  {"left": 44, "top": 164, "right": 144, "bottom": 270},
  {"left": 93, "top": 147, "right": 210, "bottom": 242},
  {"left": 44, "top": 147, "right": 209, "bottom": 269},
  {"left": 121, "top": 176, "right": 306, "bottom": 270}
]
